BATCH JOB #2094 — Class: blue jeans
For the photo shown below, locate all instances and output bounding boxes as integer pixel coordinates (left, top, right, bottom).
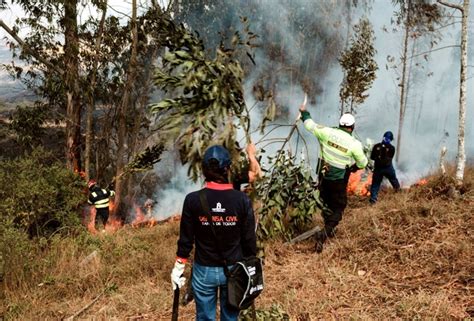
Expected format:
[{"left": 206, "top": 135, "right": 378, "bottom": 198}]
[
  {"left": 370, "top": 165, "right": 400, "bottom": 203},
  {"left": 192, "top": 262, "right": 239, "bottom": 321}
]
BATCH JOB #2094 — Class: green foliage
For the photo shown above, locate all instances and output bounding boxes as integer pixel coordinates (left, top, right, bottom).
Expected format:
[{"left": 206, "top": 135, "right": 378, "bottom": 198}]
[
  {"left": 9, "top": 104, "right": 47, "bottom": 147},
  {"left": 150, "top": 15, "right": 256, "bottom": 181},
  {"left": 255, "top": 151, "right": 323, "bottom": 240},
  {"left": 124, "top": 143, "right": 165, "bottom": 173},
  {"left": 339, "top": 18, "right": 378, "bottom": 113},
  {"left": 0, "top": 147, "right": 85, "bottom": 238}
]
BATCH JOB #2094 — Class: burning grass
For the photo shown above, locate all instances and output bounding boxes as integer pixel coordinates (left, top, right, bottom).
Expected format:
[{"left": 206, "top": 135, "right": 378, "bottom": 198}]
[{"left": 1, "top": 168, "right": 473, "bottom": 320}]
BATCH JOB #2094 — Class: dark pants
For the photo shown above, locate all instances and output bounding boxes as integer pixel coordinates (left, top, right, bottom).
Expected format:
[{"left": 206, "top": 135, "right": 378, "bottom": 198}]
[
  {"left": 95, "top": 207, "right": 109, "bottom": 227},
  {"left": 319, "top": 178, "right": 348, "bottom": 232},
  {"left": 369, "top": 165, "right": 400, "bottom": 203}
]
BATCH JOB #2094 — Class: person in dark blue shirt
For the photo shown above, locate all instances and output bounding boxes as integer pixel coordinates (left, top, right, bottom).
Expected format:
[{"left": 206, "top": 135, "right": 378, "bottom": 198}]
[{"left": 369, "top": 131, "right": 400, "bottom": 204}]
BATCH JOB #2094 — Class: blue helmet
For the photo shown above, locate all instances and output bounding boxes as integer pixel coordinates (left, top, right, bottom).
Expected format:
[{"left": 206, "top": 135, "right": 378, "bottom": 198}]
[
  {"left": 202, "top": 145, "right": 232, "bottom": 169},
  {"left": 383, "top": 131, "right": 394, "bottom": 141}
]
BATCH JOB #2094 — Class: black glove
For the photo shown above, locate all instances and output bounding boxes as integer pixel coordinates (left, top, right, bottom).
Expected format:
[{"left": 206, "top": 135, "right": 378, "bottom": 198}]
[
  {"left": 349, "top": 164, "right": 359, "bottom": 173},
  {"left": 367, "top": 162, "right": 374, "bottom": 171}
]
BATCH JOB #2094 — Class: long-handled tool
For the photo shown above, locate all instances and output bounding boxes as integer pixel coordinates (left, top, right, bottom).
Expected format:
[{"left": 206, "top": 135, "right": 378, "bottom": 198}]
[{"left": 172, "top": 287, "right": 180, "bottom": 321}]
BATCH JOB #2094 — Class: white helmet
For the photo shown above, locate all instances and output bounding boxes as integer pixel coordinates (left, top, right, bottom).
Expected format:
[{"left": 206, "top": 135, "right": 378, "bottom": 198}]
[{"left": 339, "top": 113, "right": 355, "bottom": 127}]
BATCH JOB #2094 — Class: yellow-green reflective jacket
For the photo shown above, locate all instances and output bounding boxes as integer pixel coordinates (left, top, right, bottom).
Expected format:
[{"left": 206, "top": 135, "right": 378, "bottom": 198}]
[
  {"left": 88, "top": 187, "right": 115, "bottom": 209},
  {"left": 303, "top": 118, "right": 368, "bottom": 180}
]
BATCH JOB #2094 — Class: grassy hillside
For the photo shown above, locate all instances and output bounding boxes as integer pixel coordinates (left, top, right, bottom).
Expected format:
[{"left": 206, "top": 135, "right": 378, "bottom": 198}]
[{"left": 1, "top": 168, "right": 473, "bottom": 320}]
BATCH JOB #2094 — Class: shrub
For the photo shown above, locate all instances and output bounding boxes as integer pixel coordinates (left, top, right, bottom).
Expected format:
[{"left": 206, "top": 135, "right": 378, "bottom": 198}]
[
  {"left": 256, "top": 151, "right": 322, "bottom": 240},
  {"left": 0, "top": 147, "right": 85, "bottom": 238},
  {"left": 8, "top": 103, "right": 47, "bottom": 147}
]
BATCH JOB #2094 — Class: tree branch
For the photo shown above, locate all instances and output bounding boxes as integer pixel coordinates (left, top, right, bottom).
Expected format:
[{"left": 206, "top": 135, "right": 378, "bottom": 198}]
[
  {"left": 437, "top": 0, "right": 463, "bottom": 11},
  {"left": 434, "top": 21, "right": 461, "bottom": 31},
  {"left": 408, "top": 44, "right": 460, "bottom": 60},
  {"left": 0, "top": 19, "right": 63, "bottom": 76}
]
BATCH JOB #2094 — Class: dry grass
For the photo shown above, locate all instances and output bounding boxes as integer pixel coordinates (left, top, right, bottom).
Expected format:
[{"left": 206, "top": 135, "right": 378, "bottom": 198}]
[{"left": 1, "top": 168, "right": 473, "bottom": 320}]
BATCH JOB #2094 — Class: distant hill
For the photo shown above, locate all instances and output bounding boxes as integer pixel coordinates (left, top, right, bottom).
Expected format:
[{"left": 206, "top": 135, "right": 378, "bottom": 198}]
[{"left": 0, "top": 47, "right": 35, "bottom": 106}]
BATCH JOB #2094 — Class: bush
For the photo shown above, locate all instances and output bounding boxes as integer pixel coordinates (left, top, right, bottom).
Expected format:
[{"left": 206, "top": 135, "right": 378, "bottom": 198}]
[
  {"left": 0, "top": 147, "right": 85, "bottom": 238},
  {"left": 8, "top": 104, "right": 47, "bottom": 147},
  {"left": 256, "top": 151, "right": 322, "bottom": 240}
]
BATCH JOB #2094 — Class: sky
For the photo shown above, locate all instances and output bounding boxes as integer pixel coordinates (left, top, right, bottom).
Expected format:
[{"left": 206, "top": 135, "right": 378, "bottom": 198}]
[{"left": 1, "top": 0, "right": 473, "bottom": 218}]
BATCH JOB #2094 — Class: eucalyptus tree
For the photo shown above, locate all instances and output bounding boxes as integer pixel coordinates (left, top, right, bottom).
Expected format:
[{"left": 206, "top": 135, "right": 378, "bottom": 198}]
[
  {"left": 150, "top": 14, "right": 257, "bottom": 181},
  {"left": 436, "top": 0, "right": 470, "bottom": 187},
  {"left": 174, "top": 0, "right": 361, "bottom": 114},
  {"left": 0, "top": 1, "right": 179, "bottom": 218},
  {"left": 113, "top": 0, "right": 138, "bottom": 216},
  {"left": 338, "top": 18, "right": 378, "bottom": 114},
  {"left": 84, "top": 0, "right": 107, "bottom": 181},
  {"left": 390, "top": 0, "right": 444, "bottom": 163},
  {"left": 0, "top": 0, "right": 84, "bottom": 171}
]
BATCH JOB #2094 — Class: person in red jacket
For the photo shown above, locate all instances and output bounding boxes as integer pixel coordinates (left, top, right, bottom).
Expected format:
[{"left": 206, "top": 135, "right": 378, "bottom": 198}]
[{"left": 171, "top": 145, "right": 257, "bottom": 321}]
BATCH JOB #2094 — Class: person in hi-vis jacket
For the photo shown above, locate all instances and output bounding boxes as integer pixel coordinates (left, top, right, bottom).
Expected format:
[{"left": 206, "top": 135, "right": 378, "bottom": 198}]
[{"left": 299, "top": 103, "right": 368, "bottom": 253}]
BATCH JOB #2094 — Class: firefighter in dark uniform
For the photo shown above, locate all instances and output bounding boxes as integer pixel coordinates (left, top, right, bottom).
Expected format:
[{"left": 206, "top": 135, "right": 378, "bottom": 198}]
[
  {"left": 87, "top": 179, "right": 115, "bottom": 230},
  {"left": 369, "top": 131, "right": 400, "bottom": 204}
]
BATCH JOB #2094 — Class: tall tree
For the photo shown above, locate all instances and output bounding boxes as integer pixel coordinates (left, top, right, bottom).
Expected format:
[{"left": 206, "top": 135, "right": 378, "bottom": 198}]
[
  {"left": 391, "top": 0, "right": 443, "bottom": 163},
  {"left": 84, "top": 0, "right": 108, "bottom": 181},
  {"left": 1, "top": 0, "right": 83, "bottom": 171},
  {"left": 113, "top": 0, "right": 138, "bottom": 216},
  {"left": 437, "top": 0, "right": 470, "bottom": 186},
  {"left": 1, "top": 2, "right": 174, "bottom": 219},
  {"left": 63, "top": 0, "right": 81, "bottom": 172},
  {"left": 338, "top": 18, "right": 378, "bottom": 114}
]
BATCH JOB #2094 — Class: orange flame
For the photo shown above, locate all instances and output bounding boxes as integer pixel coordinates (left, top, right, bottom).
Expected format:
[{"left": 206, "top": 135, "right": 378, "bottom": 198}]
[
  {"left": 415, "top": 179, "right": 428, "bottom": 186},
  {"left": 83, "top": 199, "right": 175, "bottom": 234},
  {"left": 130, "top": 201, "right": 159, "bottom": 227},
  {"left": 347, "top": 170, "right": 372, "bottom": 196},
  {"left": 105, "top": 200, "right": 122, "bottom": 233},
  {"left": 83, "top": 205, "right": 97, "bottom": 234}
]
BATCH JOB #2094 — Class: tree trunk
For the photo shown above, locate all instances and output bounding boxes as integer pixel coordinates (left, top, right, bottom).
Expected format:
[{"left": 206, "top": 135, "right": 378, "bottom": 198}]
[
  {"left": 396, "top": 0, "right": 411, "bottom": 164},
  {"left": 437, "top": 0, "right": 469, "bottom": 186},
  {"left": 340, "top": 0, "right": 352, "bottom": 116},
  {"left": 64, "top": 0, "right": 81, "bottom": 173},
  {"left": 113, "top": 0, "right": 139, "bottom": 219},
  {"left": 85, "top": 1, "right": 108, "bottom": 181},
  {"left": 455, "top": 0, "right": 469, "bottom": 185}
]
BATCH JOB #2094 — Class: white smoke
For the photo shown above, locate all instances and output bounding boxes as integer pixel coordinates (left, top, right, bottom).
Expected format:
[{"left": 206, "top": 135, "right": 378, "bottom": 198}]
[
  {"left": 152, "top": 1, "right": 473, "bottom": 217},
  {"left": 236, "top": 0, "right": 474, "bottom": 186},
  {"left": 2, "top": 1, "right": 473, "bottom": 218},
  {"left": 151, "top": 165, "right": 202, "bottom": 220}
]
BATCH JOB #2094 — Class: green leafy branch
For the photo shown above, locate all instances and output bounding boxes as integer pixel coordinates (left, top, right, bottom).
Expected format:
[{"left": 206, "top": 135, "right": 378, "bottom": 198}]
[
  {"left": 255, "top": 150, "right": 322, "bottom": 241},
  {"left": 150, "top": 15, "right": 258, "bottom": 181},
  {"left": 109, "top": 143, "right": 165, "bottom": 187}
]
